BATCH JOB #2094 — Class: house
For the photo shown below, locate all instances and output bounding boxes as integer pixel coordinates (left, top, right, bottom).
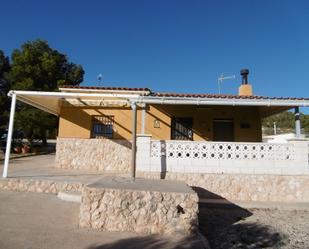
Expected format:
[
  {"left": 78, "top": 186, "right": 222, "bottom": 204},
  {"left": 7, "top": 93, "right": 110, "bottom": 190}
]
[
  {"left": 2, "top": 70, "right": 309, "bottom": 191},
  {"left": 56, "top": 71, "right": 279, "bottom": 143}
]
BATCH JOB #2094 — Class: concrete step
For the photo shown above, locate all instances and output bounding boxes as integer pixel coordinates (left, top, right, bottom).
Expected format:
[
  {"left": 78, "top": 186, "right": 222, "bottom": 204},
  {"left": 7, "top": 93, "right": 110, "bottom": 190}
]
[{"left": 57, "top": 191, "right": 81, "bottom": 203}]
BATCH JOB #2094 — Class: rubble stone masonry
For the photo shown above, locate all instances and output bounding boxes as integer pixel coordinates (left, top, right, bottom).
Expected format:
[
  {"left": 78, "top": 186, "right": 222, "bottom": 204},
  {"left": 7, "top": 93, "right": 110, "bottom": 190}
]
[
  {"left": 79, "top": 179, "right": 199, "bottom": 235},
  {"left": 55, "top": 138, "right": 131, "bottom": 172}
]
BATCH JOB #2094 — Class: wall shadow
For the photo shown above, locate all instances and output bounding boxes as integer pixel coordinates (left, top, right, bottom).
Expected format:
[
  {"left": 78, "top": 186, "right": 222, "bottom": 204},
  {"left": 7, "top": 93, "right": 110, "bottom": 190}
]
[
  {"left": 149, "top": 105, "right": 213, "bottom": 141},
  {"left": 194, "top": 187, "right": 288, "bottom": 249},
  {"left": 207, "top": 222, "right": 287, "bottom": 249},
  {"left": 60, "top": 103, "right": 135, "bottom": 141},
  {"left": 60, "top": 105, "right": 133, "bottom": 149},
  {"left": 93, "top": 108, "right": 134, "bottom": 138},
  {"left": 159, "top": 140, "right": 167, "bottom": 179},
  {"left": 85, "top": 186, "right": 287, "bottom": 249},
  {"left": 91, "top": 108, "right": 134, "bottom": 149},
  {"left": 86, "top": 234, "right": 206, "bottom": 249},
  {"left": 152, "top": 104, "right": 264, "bottom": 142}
]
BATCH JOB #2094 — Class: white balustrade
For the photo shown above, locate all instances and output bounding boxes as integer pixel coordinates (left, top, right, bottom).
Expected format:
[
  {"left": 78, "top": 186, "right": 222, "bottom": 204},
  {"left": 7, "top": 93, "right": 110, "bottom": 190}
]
[
  {"left": 150, "top": 141, "right": 294, "bottom": 161},
  {"left": 136, "top": 135, "right": 309, "bottom": 175}
]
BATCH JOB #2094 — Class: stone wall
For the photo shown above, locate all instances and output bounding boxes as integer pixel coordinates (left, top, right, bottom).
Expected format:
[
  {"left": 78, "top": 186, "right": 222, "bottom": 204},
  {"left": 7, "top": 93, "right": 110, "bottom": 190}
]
[
  {"left": 79, "top": 182, "right": 199, "bottom": 235},
  {"left": 0, "top": 178, "right": 83, "bottom": 194},
  {"left": 137, "top": 172, "right": 309, "bottom": 203},
  {"left": 55, "top": 138, "right": 131, "bottom": 172}
]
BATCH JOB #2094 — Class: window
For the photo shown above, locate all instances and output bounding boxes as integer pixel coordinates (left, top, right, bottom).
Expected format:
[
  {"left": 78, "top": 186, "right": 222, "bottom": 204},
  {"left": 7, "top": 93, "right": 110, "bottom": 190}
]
[
  {"left": 171, "top": 117, "right": 193, "bottom": 140},
  {"left": 91, "top": 115, "right": 114, "bottom": 139}
]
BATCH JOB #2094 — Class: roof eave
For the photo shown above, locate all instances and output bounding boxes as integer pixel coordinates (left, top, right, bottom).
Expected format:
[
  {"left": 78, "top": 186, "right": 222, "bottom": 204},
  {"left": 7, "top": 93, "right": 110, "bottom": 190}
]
[{"left": 136, "top": 96, "right": 309, "bottom": 107}]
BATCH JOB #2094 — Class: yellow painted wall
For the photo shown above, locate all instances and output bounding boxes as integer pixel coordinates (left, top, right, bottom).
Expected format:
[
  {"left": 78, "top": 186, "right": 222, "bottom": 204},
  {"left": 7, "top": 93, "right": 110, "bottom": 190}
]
[
  {"left": 146, "top": 105, "right": 262, "bottom": 142},
  {"left": 58, "top": 107, "right": 143, "bottom": 139},
  {"left": 58, "top": 104, "right": 262, "bottom": 142}
]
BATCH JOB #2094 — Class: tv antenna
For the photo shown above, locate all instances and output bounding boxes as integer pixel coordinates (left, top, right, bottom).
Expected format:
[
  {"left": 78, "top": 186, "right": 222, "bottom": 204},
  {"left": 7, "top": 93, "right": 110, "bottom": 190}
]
[
  {"left": 217, "top": 73, "right": 236, "bottom": 94},
  {"left": 97, "top": 73, "right": 103, "bottom": 84}
]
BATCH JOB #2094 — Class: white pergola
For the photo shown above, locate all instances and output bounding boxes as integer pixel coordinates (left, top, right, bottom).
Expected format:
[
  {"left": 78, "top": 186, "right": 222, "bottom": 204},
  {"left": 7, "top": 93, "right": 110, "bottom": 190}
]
[{"left": 3, "top": 89, "right": 309, "bottom": 178}]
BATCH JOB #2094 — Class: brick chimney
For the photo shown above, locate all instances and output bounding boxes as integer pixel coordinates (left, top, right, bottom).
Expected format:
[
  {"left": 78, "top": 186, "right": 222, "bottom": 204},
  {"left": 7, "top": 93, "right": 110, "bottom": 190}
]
[{"left": 238, "top": 69, "right": 253, "bottom": 96}]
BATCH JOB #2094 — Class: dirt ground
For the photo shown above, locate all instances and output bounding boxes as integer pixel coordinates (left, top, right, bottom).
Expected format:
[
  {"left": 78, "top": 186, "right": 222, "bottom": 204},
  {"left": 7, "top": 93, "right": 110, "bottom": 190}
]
[
  {"left": 1, "top": 190, "right": 309, "bottom": 249},
  {"left": 199, "top": 203, "right": 309, "bottom": 249},
  {"left": 0, "top": 190, "right": 205, "bottom": 249}
]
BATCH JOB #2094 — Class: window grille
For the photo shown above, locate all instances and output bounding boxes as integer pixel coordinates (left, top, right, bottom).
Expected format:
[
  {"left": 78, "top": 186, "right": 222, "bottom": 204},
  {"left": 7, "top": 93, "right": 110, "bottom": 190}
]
[
  {"left": 91, "top": 115, "right": 114, "bottom": 139},
  {"left": 171, "top": 117, "right": 193, "bottom": 140}
]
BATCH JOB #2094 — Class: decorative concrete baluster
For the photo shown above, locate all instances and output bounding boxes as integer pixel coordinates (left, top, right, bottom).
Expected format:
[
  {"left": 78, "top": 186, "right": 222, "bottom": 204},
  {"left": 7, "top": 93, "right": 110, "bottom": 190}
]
[{"left": 146, "top": 140, "right": 306, "bottom": 175}]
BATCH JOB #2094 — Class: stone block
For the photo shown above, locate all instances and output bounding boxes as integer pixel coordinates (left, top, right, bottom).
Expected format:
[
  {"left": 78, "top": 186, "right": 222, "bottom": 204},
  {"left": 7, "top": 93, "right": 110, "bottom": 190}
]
[{"left": 79, "top": 177, "right": 199, "bottom": 235}]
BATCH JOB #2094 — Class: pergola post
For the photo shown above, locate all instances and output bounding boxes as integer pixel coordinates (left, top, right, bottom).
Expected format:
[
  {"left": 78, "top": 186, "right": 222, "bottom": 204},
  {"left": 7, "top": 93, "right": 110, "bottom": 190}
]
[
  {"left": 141, "top": 104, "right": 146, "bottom": 134},
  {"left": 295, "top": 106, "right": 301, "bottom": 138},
  {"left": 3, "top": 93, "right": 17, "bottom": 178},
  {"left": 130, "top": 101, "right": 137, "bottom": 180}
]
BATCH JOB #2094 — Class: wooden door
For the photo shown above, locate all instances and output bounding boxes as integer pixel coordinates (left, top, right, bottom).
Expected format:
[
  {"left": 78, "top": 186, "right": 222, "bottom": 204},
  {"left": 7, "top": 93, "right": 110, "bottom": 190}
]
[{"left": 213, "top": 119, "right": 234, "bottom": 141}]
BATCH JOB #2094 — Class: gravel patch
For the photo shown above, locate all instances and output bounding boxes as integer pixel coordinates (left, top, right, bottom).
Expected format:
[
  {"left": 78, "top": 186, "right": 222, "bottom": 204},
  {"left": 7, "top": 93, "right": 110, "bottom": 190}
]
[{"left": 199, "top": 203, "right": 309, "bottom": 249}]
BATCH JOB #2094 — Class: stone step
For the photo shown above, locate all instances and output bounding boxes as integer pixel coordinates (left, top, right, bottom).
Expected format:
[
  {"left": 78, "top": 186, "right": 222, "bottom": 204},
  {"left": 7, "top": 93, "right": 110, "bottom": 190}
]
[
  {"left": 57, "top": 191, "right": 81, "bottom": 203},
  {"left": 199, "top": 198, "right": 309, "bottom": 210}
]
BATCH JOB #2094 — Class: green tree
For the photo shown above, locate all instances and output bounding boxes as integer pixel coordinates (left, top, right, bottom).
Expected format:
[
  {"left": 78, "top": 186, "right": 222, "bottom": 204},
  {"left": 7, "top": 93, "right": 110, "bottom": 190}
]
[
  {"left": 7, "top": 39, "right": 84, "bottom": 146},
  {"left": 8, "top": 39, "right": 84, "bottom": 90},
  {"left": 262, "top": 111, "right": 309, "bottom": 136},
  {"left": 0, "top": 50, "right": 11, "bottom": 130}
]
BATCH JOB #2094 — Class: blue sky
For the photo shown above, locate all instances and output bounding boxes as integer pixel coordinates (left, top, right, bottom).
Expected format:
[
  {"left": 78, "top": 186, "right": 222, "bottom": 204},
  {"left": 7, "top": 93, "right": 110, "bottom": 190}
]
[{"left": 1, "top": 0, "right": 309, "bottom": 101}]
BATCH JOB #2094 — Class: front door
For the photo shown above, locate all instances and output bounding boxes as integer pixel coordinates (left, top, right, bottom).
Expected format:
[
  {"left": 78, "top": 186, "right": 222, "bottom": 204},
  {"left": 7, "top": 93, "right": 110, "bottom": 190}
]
[{"left": 213, "top": 119, "right": 234, "bottom": 141}]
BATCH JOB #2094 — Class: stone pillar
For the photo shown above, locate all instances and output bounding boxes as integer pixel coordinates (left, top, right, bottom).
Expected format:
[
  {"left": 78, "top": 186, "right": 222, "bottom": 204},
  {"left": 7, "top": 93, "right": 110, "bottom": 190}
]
[
  {"left": 295, "top": 107, "right": 301, "bottom": 138},
  {"left": 136, "top": 134, "right": 152, "bottom": 172},
  {"left": 288, "top": 139, "right": 309, "bottom": 171}
]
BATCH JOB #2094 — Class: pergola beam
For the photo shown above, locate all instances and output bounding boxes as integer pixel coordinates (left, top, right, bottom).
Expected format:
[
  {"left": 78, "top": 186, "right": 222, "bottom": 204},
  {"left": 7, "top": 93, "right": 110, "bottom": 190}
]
[{"left": 8, "top": 90, "right": 141, "bottom": 99}]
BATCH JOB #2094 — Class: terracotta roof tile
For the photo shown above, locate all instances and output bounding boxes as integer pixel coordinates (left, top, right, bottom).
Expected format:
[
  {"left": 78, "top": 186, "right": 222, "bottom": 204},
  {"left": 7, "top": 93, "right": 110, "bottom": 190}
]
[
  {"left": 152, "top": 92, "right": 309, "bottom": 101},
  {"left": 59, "top": 85, "right": 309, "bottom": 101},
  {"left": 60, "top": 85, "right": 151, "bottom": 92}
]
